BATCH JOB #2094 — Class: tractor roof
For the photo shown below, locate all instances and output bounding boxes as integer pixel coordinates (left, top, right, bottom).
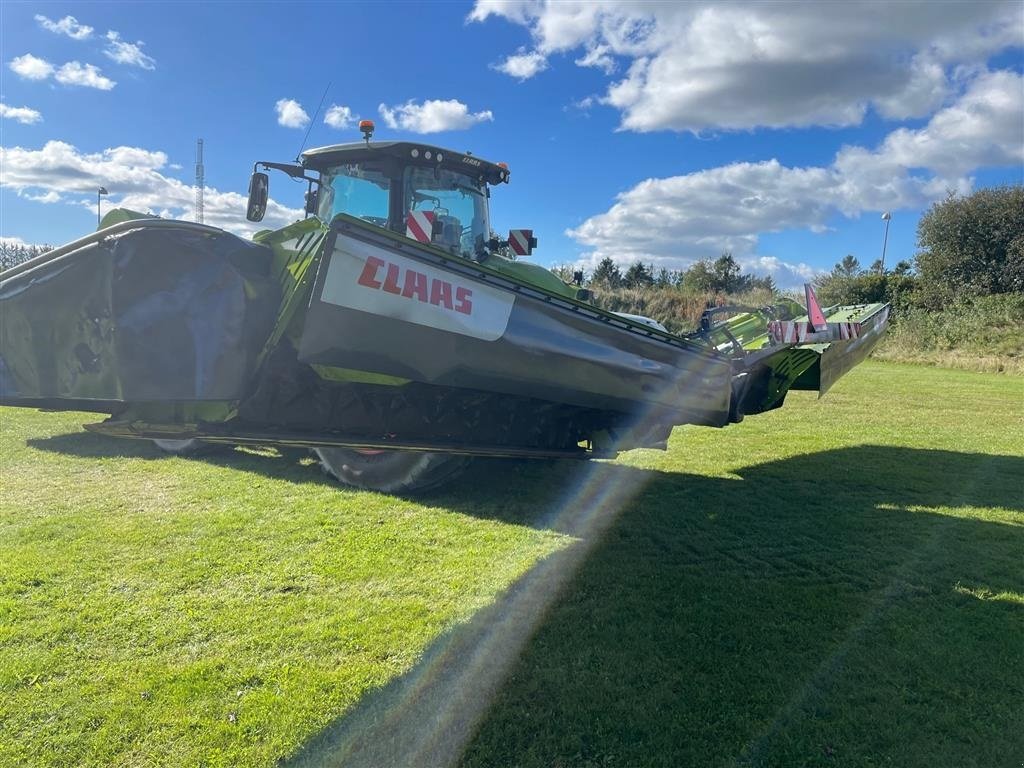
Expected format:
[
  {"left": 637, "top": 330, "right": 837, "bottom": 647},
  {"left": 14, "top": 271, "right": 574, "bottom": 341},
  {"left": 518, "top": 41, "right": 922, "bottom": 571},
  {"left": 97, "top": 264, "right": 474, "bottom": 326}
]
[{"left": 301, "top": 142, "right": 509, "bottom": 185}]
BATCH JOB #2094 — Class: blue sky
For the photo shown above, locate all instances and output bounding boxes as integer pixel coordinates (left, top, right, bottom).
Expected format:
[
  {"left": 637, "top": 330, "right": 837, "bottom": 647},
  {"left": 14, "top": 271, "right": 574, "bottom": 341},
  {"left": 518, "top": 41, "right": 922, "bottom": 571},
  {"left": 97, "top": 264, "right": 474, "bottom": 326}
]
[{"left": 1, "top": 1, "right": 1021, "bottom": 287}]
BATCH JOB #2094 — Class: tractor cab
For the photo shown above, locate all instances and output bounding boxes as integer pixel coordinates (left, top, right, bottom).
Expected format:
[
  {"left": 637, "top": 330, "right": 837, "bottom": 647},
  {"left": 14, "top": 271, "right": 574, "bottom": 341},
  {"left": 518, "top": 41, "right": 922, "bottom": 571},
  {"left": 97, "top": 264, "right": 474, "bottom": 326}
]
[{"left": 246, "top": 121, "right": 530, "bottom": 261}]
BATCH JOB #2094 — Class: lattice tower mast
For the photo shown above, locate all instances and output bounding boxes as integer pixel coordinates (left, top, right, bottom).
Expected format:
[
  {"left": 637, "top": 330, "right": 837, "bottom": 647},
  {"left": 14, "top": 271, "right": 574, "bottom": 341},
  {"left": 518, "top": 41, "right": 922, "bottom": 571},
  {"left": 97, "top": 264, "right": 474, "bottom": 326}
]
[{"left": 195, "top": 138, "right": 204, "bottom": 224}]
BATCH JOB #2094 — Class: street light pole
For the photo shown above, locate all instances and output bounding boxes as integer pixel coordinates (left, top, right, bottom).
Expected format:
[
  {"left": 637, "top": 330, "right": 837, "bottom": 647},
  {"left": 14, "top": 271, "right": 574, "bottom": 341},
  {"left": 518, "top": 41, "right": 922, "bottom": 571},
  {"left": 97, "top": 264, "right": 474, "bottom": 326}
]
[
  {"left": 97, "top": 187, "right": 109, "bottom": 228},
  {"left": 880, "top": 211, "right": 892, "bottom": 273}
]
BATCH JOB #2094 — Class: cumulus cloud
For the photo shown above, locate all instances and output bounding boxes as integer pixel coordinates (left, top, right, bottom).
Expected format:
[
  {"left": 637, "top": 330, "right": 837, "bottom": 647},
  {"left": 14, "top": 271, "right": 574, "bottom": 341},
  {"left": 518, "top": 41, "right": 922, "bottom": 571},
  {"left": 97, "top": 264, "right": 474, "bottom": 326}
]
[
  {"left": 324, "top": 104, "right": 355, "bottom": 129},
  {"left": 378, "top": 99, "right": 494, "bottom": 133},
  {"left": 0, "top": 235, "right": 45, "bottom": 249},
  {"left": 575, "top": 44, "right": 616, "bottom": 74},
  {"left": 9, "top": 54, "right": 55, "bottom": 80},
  {"left": 739, "top": 256, "right": 824, "bottom": 290},
  {"left": 0, "top": 103, "right": 43, "bottom": 124},
  {"left": 35, "top": 14, "right": 93, "bottom": 40},
  {"left": 470, "top": 0, "right": 1022, "bottom": 132},
  {"left": 54, "top": 61, "right": 116, "bottom": 90},
  {"left": 104, "top": 31, "right": 156, "bottom": 70},
  {"left": 21, "top": 190, "right": 62, "bottom": 204},
  {"left": 569, "top": 160, "right": 835, "bottom": 263},
  {"left": 849, "top": 69, "right": 1024, "bottom": 179},
  {"left": 567, "top": 69, "right": 1023, "bottom": 285},
  {"left": 493, "top": 49, "right": 549, "bottom": 79},
  {"left": 0, "top": 141, "right": 303, "bottom": 236},
  {"left": 9, "top": 55, "right": 116, "bottom": 89},
  {"left": 276, "top": 98, "right": 310, "bottom": 128}
]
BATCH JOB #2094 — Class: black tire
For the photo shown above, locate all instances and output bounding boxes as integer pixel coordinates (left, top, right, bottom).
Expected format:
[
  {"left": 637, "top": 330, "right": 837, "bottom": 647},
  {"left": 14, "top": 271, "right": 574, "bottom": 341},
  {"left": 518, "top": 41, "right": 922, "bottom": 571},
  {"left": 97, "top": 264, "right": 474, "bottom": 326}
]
[
  {"left": 314, "top": 448, "right": 470, "bottom": 493},
  {"left": 152, "top": 438, "right": 217, "bottom": 456}
]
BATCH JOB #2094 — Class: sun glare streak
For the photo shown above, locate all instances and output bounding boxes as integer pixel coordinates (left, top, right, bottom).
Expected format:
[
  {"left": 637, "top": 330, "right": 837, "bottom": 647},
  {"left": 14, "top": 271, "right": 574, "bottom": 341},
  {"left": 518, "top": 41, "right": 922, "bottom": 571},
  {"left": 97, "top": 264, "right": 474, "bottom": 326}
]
[
  {"left": 292, "top": 343, "right": 738, "bottom": 765},
  {"left": 292, "top": 456, "right": 658, "bottom": 767}
]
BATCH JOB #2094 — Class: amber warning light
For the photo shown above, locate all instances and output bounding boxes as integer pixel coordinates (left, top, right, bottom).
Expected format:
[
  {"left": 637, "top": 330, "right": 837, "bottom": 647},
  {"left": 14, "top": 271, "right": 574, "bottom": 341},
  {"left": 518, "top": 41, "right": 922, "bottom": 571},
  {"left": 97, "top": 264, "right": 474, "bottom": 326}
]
[{"left": 359, "top": 120, "right": 375, "bottom": 143}]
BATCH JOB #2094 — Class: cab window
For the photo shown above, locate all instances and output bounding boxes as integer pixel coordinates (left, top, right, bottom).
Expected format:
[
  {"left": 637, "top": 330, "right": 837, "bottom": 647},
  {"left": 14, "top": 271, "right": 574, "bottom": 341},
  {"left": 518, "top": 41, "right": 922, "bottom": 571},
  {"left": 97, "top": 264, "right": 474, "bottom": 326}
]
[
  {"left": 318, "top": 162, "right": 391, "bottom": 227},
  {"left": 403, "top": 167, "right": 489, "bottom": 258}
]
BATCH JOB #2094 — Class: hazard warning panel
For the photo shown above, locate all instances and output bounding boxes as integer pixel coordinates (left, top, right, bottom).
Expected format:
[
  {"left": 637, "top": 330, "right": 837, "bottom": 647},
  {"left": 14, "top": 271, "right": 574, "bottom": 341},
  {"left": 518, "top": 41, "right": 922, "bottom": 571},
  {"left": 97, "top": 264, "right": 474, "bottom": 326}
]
[
  {"left": 508, "top": 229, "right": 534, "bottom": 256},
  {"left": 406, "top": 210, "right": 435, "bottom": 243}
]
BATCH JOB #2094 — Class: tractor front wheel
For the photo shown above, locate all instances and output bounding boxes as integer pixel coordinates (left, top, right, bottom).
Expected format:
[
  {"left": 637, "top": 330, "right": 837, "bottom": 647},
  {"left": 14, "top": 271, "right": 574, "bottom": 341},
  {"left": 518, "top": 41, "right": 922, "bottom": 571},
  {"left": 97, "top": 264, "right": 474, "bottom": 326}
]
[
  {"left": 314, "top": 448, "right": 469, "bottom": 494},
  {"left": 152, "top": 438, "right": 216, "bottom": 456}
]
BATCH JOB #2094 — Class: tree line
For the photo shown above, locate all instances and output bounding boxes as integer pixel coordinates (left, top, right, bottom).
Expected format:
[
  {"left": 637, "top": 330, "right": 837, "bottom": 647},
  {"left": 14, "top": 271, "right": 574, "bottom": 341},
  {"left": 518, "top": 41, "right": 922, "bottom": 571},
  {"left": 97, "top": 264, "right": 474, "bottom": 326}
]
[
  {"left": 556, "top": 252, "right": 777, "bottom": 295},
  {"left": 0, "top": 242, "right": 53, "bottom": 271},
  {"left": 557, "top": 185, "right": 1021, "bottom": 315},
  {"left": 815, "top": 185, "right": 1021, "bottom": 310}
]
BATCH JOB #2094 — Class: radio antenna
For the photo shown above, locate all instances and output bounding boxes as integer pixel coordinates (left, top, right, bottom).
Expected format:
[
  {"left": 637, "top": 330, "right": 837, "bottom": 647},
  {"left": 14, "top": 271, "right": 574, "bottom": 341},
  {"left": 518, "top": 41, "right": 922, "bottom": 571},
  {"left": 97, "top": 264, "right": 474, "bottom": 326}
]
[{"left": 296, "top": 82, "right": 331, "bottom": 162}]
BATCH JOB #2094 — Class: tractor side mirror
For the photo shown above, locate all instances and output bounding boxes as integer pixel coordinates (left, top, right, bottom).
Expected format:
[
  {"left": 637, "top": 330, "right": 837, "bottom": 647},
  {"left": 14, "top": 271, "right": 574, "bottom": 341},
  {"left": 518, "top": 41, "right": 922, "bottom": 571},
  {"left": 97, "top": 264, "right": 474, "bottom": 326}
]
[
  {"left": 246, "top": 171, "right": 269, "bottom": 222},
  {"left": 508, "top": 229, "right": 537, "bottom": 257},
  {"left": 304, "top": 187, "right": 319, "bottom": 216}
]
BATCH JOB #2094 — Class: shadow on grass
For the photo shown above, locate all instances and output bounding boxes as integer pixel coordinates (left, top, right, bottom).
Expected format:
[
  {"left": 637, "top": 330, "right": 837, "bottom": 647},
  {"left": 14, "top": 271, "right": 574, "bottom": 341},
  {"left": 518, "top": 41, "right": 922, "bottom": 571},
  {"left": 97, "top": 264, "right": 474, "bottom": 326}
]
[
  {"left": 27, "top": 430, "right": 170, "bottom": 460},
  {"left": 26, "top": 429, "right": 616, "bottom": 499},
  {"left": 27, "top": 430, "right": 333, "bottom": 486},
  {"left": 281, "top": 447, "right": 1023, "bottom": 768},
  {"left": 25, "top": 431, "right": 1024, "bottom": 766}
]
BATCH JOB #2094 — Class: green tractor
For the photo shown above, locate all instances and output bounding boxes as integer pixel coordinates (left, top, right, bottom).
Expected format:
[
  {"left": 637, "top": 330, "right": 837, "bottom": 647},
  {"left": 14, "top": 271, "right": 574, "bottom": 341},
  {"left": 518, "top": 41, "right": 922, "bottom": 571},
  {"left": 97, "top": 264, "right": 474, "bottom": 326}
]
[{"left": 0, "top": 122, "right": 888, "bottom": 492}]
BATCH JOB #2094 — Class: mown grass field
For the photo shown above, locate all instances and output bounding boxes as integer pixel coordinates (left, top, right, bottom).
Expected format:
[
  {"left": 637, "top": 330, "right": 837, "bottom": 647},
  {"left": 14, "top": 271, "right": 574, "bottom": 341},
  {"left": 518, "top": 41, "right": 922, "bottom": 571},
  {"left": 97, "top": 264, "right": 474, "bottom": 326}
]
[{"left": 1, "top": 361, "right": 1022, "bottom": 767}]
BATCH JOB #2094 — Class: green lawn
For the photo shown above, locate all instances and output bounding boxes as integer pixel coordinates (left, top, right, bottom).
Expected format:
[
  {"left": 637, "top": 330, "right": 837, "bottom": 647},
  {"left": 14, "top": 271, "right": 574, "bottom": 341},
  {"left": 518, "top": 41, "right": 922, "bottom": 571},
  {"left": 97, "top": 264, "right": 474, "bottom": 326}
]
[{"left": 1, "top": 361, "right": 1022, "bottom": 767}]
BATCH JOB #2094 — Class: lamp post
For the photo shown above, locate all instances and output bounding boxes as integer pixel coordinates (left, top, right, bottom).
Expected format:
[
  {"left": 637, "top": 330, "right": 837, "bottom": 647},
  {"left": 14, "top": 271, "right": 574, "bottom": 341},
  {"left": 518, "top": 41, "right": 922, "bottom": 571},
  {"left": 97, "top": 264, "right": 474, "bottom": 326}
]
[
  {"left": 879, "top": 211, "right": 892, "bottom": 273},
  {"left": 97, "top": 187, "right": 109, "bottom": 228}
]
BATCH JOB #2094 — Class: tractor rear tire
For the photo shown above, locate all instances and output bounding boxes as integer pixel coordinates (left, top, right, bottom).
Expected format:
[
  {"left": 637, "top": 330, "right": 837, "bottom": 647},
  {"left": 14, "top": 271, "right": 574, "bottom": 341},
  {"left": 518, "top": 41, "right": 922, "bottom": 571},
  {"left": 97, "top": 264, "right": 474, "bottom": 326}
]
[{"left": 314, "top": 448, "right": 470, "bottom": 494}]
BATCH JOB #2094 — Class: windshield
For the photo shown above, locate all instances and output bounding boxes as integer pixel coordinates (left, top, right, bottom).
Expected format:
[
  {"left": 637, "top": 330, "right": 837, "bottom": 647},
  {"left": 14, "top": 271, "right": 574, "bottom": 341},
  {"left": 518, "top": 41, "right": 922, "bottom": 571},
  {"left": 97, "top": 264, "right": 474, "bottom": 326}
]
[
  {"left": 318, "top": 162, "right": 390, "bottom": 227},
  {"left": 403, "top": 167, "right": 490, "bottom": 258}
]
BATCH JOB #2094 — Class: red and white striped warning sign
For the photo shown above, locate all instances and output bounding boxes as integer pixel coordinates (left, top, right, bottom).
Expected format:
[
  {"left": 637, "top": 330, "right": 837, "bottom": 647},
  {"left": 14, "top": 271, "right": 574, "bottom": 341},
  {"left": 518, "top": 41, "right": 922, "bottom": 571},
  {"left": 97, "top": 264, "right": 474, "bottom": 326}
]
[
  {"left": 406, "top": 210, "right": 436, "bottom": 243},
  {"left": 768, "top": 320, "right": 862, "bottom": 344},
  {"left": 509, "top": 229, "right": 534, "bottom": 256}
]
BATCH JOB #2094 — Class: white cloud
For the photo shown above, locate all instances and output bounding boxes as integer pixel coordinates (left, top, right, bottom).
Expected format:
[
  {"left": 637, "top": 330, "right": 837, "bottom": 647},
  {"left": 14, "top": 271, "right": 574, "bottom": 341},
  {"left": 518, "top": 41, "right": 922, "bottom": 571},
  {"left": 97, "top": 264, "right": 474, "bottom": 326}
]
[
  {"left": 740, "top": 256, "right": 824, "bottom": 290},
  {"left": 866, "top": 69, "right": 1023, "bottom": 177},
  {"left": 276, "top": 98, "right": 310, "bottom": 129},
  {"left": 0, "top": 141, "right": 303, "bottom": 236},
  {"left": 0, "top": 234, "right": 61, "bottom": 252},
  {"left": 324, "top": 104, "right": 355, "bottom": 129},
  {"left": 468, "top": 0, "right": 536, "bottom": 26},
  {"left": 493, "top": 49, "right": 549, "bottom": 79},
  {"left": 872, "top": 52, "right": 948, "bottom": 120},
  {"left": 8, "top": 55, "right": 116, "bottom": 89},
  {"left": 378, "top": 99, "right": 494, "bottom": 133},
  {"left": 0, "top": 235, "right": 45, "bottom": 249},
  {"left": 35, "top": 14, "right": 93, "bottom": 40},
  {"left": 575, "top": 44, "right": 616, "bottom": 74},
  {"left": 470, "top": 0, "right": 1022, "bottom": 132},
  {"left": 569, "top": 160, "right": 836, "bottom": 263},
  {"left": 21, "top": 190, "right": 62, "bottom": 204},
  {"left": 54, "top": 61, "right": 116, "bottom": 90},
  {"left": 104, "top": 31, "right": 156, "bottom": 70},
  {"left": 0, "top": 103, "right": 42, "bottom": 124},
  {"left": 9, "top": 54, "right": 55, "bottom": 80},
  {"left": 567, "top": 69, "right": 1023, "bottom": 283}
]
